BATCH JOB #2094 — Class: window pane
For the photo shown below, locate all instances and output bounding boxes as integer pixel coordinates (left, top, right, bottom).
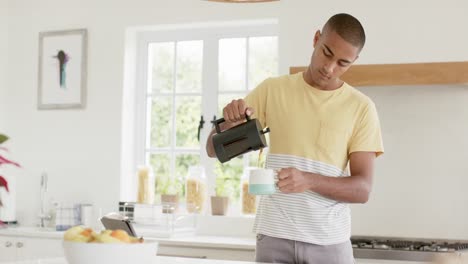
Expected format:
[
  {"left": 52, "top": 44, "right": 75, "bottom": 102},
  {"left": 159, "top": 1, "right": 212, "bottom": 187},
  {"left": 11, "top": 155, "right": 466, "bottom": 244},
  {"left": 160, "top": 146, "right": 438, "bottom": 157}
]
[
  {"left": 150, "top": 96, "right": 172, "bottom": 148},
  {"left": 217, "top": 93, "right": 245, "bottom": 118},
  {"left": 150, "top": 153, "right": 171, "bottom": 195},
  {"left": 176, "top": 96, "right": 202, "bottom": 147},
  {"left": 176, "top": 154, "right": 200, "bottom": 180},
  {"left": 219, "top": 38, "right": 246, "bottom": 92},
  {"left": 248, "top": 36, "right": 278, "bottom": 90},
  {"left": 214, "top": 158, "right": 243, "bottom": 203},
  {"left": 176, "top": 41, "right": 203, "bottom": 93},
  {"left": 149, "top": 42, "right": 174, "bottom": 93}
]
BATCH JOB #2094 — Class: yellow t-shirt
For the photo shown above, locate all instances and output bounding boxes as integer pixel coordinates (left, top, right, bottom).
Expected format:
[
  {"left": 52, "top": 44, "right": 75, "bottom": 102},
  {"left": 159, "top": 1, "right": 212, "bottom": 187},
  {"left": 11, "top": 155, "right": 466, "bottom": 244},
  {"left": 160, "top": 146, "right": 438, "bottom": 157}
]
[
  {"left": 245, "top": 72, "right": 384, "bottom": 171},
  {"left": 244, "top": 72, "right": 384, "bottom": 245}
]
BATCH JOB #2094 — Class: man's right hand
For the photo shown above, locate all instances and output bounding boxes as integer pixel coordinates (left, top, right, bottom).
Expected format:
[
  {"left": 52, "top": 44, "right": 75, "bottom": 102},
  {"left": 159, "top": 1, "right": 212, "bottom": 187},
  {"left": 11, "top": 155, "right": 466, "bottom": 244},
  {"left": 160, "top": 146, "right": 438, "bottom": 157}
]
[
  {"left": 223, "top": 99, "right": 254, "bottom": 123},
  {"left": 206, "top": 99, "right": 254, "bottom": 158}
]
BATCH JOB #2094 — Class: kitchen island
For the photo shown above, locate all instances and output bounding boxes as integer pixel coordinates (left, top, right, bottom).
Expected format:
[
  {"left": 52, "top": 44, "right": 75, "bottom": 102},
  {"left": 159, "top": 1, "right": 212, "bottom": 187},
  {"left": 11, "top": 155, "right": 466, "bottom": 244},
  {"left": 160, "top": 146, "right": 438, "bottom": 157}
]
[
  {"left": 1, "top": 227, "right": 433, "bottom": 263},
  {"left": 5, "top": 256, "right": 427, "bottom": 264}
]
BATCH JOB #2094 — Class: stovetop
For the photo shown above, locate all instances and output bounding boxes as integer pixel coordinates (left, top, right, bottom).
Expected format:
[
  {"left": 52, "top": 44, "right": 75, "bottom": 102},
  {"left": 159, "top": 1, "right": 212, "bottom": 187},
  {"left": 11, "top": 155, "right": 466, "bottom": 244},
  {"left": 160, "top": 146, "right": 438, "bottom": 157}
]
[
  {"left": 352, "top": 237, "right": 468, "bottom": 252},
  {"left": 351, "top": 236, "right": 468, "bottom": 262}
]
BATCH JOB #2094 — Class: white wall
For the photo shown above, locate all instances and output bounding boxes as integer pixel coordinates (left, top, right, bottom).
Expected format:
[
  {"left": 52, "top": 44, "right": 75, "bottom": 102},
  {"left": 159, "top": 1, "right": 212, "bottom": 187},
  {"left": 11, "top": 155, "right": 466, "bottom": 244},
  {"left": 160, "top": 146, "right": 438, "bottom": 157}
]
[
  {"left": 5, "top": 0, "right": 283, "bottom": 227},
  {"left": 3, "top": 0, "right": 468, "bottom": 239},
  {"left": 0, "top": 0, "right": 7, "bottom": 125},
  {"left": 351, "top": 84, "right": 468, "bottom": 239},
  {"left": 0, "top": 0, "right": 14, "bottom": 221}
]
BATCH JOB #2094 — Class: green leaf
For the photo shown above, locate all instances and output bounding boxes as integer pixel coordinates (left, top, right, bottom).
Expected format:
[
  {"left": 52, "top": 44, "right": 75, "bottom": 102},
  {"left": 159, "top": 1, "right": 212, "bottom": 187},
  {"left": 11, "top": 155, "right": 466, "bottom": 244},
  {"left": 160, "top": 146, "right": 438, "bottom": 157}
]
[{"left": 0, "top": 134, "right": 8, "bottom": 144}]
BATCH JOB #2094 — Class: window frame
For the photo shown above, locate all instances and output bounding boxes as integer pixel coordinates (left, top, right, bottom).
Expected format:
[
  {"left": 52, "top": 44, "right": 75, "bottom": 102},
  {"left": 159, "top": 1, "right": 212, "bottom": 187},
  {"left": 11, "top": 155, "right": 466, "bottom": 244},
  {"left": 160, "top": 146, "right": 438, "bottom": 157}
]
[{"left": 132, "top": 20, "right": 278, "bottom": 211}]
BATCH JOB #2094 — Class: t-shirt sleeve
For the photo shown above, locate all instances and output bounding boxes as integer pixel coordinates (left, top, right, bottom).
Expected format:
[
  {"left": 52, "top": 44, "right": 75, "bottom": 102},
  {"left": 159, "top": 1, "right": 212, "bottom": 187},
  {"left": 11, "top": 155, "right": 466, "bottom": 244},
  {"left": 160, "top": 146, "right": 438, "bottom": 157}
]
[
  {"left": 348, "top": 101, "right": 384, "bottom": 157},
  {"left": 244, "top": 78, "right": 269, "bottom": 128}
]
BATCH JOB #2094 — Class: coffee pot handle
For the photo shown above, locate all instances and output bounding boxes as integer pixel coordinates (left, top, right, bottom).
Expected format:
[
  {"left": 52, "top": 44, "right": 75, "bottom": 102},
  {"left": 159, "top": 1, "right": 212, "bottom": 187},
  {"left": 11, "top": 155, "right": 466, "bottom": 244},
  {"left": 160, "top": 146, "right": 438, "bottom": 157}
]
[{"left": 212, "top": 115, "right": 251, "bottom": 134}]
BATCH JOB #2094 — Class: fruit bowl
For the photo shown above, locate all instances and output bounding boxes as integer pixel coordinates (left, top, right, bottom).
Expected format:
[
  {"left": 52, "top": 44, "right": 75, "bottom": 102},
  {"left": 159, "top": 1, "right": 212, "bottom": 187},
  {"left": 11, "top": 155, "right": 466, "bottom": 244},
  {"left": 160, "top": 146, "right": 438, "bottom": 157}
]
[
  {"left": 62, "top": 226, "right": 158, "bottom": 264},
  {"left": 63, "top": 240, "right": 159, "bottom": 264}
]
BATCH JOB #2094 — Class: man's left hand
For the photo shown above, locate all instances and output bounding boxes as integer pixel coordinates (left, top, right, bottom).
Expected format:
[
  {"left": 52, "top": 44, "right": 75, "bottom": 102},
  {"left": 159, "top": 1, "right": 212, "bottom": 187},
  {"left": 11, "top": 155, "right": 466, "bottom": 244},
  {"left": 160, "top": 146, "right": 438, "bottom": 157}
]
[{"left": 277, "top": 168, "right": 312, "bottom": 193}]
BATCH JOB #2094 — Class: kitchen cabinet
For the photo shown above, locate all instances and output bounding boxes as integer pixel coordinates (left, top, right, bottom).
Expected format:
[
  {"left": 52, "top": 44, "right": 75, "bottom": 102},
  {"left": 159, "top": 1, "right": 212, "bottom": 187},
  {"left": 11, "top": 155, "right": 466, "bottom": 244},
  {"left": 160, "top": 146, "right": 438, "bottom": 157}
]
[
  {"left": 0, "top": 235, "right": 17, "bottom": 261},
  {"left": 157, "top": 244, "right": 255, "bottom": 261},
  {"left": 0, "top": 235, "right": 63, "bottom": 262}
]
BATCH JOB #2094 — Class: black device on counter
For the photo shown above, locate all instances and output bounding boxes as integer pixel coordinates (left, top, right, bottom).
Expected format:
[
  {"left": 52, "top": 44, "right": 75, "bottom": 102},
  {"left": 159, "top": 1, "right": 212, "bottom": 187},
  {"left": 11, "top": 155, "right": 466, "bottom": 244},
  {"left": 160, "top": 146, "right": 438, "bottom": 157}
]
[
  {"left": 100, "top": 215, "right": 137, "bottom": 237},
  {"left": 212, "top": 115, "right": 270, "bottom": 163}
]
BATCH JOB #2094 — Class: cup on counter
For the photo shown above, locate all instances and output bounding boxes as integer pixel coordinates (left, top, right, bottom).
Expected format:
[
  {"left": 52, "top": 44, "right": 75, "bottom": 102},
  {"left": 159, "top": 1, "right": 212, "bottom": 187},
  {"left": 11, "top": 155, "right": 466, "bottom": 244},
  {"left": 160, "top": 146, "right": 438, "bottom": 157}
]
[
  {"left": 248, "top": 168, "right": 277, "bottom": 195},
  {"left": 80, "top": 204, "right": 94, "bottom": 227}
]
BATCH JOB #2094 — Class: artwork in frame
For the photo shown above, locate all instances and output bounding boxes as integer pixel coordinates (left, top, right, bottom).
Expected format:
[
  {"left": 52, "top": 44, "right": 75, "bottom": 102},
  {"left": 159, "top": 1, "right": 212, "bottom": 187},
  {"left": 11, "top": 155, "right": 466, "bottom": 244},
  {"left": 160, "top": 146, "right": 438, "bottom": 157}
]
[{"left": 38, "top": 29, "right": 87, "bottom": 109}]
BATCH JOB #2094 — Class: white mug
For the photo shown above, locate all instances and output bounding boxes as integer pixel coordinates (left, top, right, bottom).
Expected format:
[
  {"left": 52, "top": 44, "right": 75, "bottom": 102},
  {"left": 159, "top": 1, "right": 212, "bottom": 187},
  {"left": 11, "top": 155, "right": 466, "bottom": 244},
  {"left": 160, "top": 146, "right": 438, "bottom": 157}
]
[
  {"left": 80, "top": 204, "right": 93, "bottom": 227},
  {"left": 248, "top": 168, "right": 277, "bottom": 195}
]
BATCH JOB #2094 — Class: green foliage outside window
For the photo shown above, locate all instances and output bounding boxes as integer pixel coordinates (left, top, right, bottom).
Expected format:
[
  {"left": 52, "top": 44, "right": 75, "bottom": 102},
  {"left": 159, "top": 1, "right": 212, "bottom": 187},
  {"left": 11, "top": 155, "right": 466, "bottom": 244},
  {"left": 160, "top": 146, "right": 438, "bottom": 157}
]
[
  {"left": 156, "top": 174, "right": 184, "bottom": 196},
  {"left": 147, "top": 36, "right": 277, "bottom": 207},
  {"left": 214, "top": 156, "right": 243, "bottom": 202},
  {"left": 176, "top": 97, "right": 201, "bottom": 148}
]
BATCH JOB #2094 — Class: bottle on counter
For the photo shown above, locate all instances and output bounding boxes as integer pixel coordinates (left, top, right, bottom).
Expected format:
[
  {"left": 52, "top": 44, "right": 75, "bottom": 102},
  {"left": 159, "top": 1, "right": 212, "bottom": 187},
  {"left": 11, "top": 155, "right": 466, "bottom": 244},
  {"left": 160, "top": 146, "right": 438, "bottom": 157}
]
[
  {"left": 185, "top": 166, "right": 206, "bottom": 214},
  {"left": 137, "top": 165, "right": 155, "bottom": 204}
]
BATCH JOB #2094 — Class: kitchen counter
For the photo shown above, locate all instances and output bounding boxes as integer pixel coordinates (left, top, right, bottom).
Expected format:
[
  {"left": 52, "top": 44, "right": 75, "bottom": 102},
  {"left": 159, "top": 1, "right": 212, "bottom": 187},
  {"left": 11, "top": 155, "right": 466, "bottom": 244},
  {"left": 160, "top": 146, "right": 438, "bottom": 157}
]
[
  {"left": 4, "top": 257, "right": 427, "bottom": 264},
  {"left": 0, "top": 227, "right": 64, "bottom": 239},
  {"left": 1, "top": 256, "right": 262, "bottom": 264},
  {"left": 0, "top": 227, "right": 433, "bottom": 263},
  {"left": 150, "top": 235, "right": 255, "bottom": 250},
  {"left": 0, "top": 226, "right": 255, "bottom": 249}
]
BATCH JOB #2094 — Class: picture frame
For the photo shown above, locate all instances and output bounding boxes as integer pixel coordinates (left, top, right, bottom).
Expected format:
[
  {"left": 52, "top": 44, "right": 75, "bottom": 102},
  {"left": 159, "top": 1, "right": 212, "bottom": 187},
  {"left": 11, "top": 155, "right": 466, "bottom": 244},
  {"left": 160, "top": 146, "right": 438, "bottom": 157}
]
[{"left": 38, "top": 29, "right": 87, "bottom": 109}]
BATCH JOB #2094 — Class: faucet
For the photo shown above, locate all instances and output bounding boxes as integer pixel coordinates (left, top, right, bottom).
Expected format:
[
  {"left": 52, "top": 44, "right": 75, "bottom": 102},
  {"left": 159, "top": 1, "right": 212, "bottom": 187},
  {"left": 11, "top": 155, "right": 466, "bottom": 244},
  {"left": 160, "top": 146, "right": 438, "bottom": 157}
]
[{"left": 38, "top": 172, "right": 51, "bottom": 228}]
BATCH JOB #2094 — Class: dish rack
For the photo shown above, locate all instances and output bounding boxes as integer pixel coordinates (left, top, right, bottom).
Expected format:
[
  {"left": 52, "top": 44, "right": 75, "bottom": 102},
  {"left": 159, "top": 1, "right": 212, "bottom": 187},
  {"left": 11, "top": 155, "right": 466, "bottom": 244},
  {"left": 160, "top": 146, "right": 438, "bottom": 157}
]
[{"left": 118, "top": 202, "right": 196, "bottom": 238}]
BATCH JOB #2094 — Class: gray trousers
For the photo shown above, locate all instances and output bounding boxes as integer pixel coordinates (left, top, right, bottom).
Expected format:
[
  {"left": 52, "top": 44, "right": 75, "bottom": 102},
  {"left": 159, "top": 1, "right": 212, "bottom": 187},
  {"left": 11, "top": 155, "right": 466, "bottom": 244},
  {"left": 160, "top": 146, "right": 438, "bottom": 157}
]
[{"left": 255, "top": 234, "right": 354, "bottom": 264}]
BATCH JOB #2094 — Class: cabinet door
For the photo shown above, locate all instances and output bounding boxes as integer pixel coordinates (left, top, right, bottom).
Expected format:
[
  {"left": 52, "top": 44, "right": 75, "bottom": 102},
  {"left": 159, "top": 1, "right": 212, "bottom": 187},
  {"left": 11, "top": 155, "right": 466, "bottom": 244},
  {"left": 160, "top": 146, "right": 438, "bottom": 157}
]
[
  {"left": 0, "top": 236, "right": 17, "bottom": 262},
  {"left": 16, "top": 237, "right": 63, "bottom": 261}
]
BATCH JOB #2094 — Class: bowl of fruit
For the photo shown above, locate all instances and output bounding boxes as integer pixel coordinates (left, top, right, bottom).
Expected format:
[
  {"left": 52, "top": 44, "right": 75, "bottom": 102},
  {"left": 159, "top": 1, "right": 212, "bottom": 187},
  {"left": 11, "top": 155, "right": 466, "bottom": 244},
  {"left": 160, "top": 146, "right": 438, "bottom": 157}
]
[{"left": 62, "top": 226, "right": 158, "bottom": 264}]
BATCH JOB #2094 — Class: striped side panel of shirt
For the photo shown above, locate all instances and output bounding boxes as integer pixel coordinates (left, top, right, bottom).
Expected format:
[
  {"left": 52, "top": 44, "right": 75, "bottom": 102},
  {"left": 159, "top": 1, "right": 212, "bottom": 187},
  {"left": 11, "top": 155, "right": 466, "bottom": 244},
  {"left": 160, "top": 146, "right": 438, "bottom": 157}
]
[{"left": 253, "top": 154, "right": 351, "bottom": 245}]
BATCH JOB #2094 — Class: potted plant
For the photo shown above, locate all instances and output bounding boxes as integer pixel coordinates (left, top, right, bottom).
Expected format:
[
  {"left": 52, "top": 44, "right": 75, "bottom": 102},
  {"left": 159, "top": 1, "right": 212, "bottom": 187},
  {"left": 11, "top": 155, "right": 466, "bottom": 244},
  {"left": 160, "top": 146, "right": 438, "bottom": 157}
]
[
  {"left": 0, "top": 133, "right": 21, "bottom": 224},
  {"left": 156, "top": 175, "right": 183, "bottom": 214},
  {"left": 210, "top": 177, "right": 235, "bottom": 216}
]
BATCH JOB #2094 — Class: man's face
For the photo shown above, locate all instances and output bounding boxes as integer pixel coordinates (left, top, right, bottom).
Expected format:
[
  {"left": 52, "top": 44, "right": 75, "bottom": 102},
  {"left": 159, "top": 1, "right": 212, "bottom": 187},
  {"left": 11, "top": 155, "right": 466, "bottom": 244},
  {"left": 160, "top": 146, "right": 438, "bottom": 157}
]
[{"left": 309, "top": 29, "right": 360, "bottom": 88}]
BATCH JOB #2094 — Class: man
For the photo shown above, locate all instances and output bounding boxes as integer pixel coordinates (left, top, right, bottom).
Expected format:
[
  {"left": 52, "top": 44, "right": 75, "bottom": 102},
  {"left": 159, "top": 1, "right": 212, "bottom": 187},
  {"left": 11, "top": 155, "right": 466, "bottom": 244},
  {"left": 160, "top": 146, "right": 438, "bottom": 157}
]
[{"left": 206, "top": 13, "right": 384, "bottom": 264}]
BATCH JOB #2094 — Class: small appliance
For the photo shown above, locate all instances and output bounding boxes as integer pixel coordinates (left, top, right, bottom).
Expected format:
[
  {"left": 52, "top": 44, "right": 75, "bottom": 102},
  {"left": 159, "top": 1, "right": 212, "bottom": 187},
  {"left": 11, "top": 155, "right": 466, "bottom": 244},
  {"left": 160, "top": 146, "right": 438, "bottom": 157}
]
[{"left": 212, "top": 116, "right": 270, "bottom": 163}]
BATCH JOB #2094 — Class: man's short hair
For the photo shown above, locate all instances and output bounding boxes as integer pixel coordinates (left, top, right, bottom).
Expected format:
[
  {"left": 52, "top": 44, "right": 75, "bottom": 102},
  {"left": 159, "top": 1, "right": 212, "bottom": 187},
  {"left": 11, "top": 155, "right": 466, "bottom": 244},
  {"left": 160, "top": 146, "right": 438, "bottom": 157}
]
[{"left": 323, "top": 13, "right": 366, "bottom": 50}]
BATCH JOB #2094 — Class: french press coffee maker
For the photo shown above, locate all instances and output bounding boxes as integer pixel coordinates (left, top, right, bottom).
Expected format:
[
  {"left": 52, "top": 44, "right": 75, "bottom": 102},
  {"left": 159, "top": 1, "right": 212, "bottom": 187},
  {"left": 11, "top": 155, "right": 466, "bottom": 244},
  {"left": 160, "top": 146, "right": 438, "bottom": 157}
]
[{"left": 211, "top": 115, "right": 270, "bottom": 163}]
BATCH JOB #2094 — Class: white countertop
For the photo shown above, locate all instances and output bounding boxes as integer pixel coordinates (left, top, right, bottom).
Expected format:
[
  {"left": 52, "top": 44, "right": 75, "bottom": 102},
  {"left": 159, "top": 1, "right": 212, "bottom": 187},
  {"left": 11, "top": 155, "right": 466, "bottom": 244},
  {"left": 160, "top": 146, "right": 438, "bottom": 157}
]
[
  {"left": 0, "top": 226, "right": 256, "bottom": 250},
  {"left": 8, "top": 257, "right": 432, "bottom": 264},
  {"left": 2, "top": 256, "right": 264, "bottom": 264},
  {"left": 153, "top": 235, "right": 255, "bottom": 250},
  {"left": 4, "top": 257, "right": 424, "bottom": 264},
  {"left": 0, "top": 226, "right": 64, "bottom": 239},
  {"left": 0, "top": 227, "right": 430, "bottom": 263}
]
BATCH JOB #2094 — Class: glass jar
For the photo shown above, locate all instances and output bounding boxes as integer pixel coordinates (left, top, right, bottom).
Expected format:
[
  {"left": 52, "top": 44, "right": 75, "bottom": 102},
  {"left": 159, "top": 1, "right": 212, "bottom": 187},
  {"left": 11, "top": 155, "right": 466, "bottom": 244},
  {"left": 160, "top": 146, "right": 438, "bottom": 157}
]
[
  {"left": 136, "top": 165, "right": 155, "bottom": 204},
  {"left": 241, "top": 168, "right": 257, "bottom": 215},
  {"left": 185, "top": 166, "right": 206, "bottom": 214}
]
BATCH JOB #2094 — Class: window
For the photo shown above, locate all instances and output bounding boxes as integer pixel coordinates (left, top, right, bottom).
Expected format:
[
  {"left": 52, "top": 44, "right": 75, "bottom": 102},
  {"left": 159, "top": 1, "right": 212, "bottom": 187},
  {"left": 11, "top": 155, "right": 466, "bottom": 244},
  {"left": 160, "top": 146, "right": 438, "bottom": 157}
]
[{"left": 134, "top": 21, "right": 278, "bottom": 213}]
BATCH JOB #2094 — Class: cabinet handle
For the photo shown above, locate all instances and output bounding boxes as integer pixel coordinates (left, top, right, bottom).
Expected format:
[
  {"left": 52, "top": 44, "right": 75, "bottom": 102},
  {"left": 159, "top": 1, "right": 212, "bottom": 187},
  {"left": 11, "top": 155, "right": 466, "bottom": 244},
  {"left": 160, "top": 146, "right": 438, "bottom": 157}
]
[
  {"left": 16, "top": 242, "right": 24, "bottom": 248},
  {"left": 5, "top": 241, "right": 13, "bottom": 247}
]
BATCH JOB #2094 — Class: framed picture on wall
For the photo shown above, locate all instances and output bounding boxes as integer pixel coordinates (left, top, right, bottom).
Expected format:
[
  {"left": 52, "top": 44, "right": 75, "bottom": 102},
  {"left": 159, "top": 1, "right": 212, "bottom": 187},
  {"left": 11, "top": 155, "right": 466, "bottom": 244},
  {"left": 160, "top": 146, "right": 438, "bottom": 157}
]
[{"left": 38, "top": 29, "right": 87, "bottom": 109}]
